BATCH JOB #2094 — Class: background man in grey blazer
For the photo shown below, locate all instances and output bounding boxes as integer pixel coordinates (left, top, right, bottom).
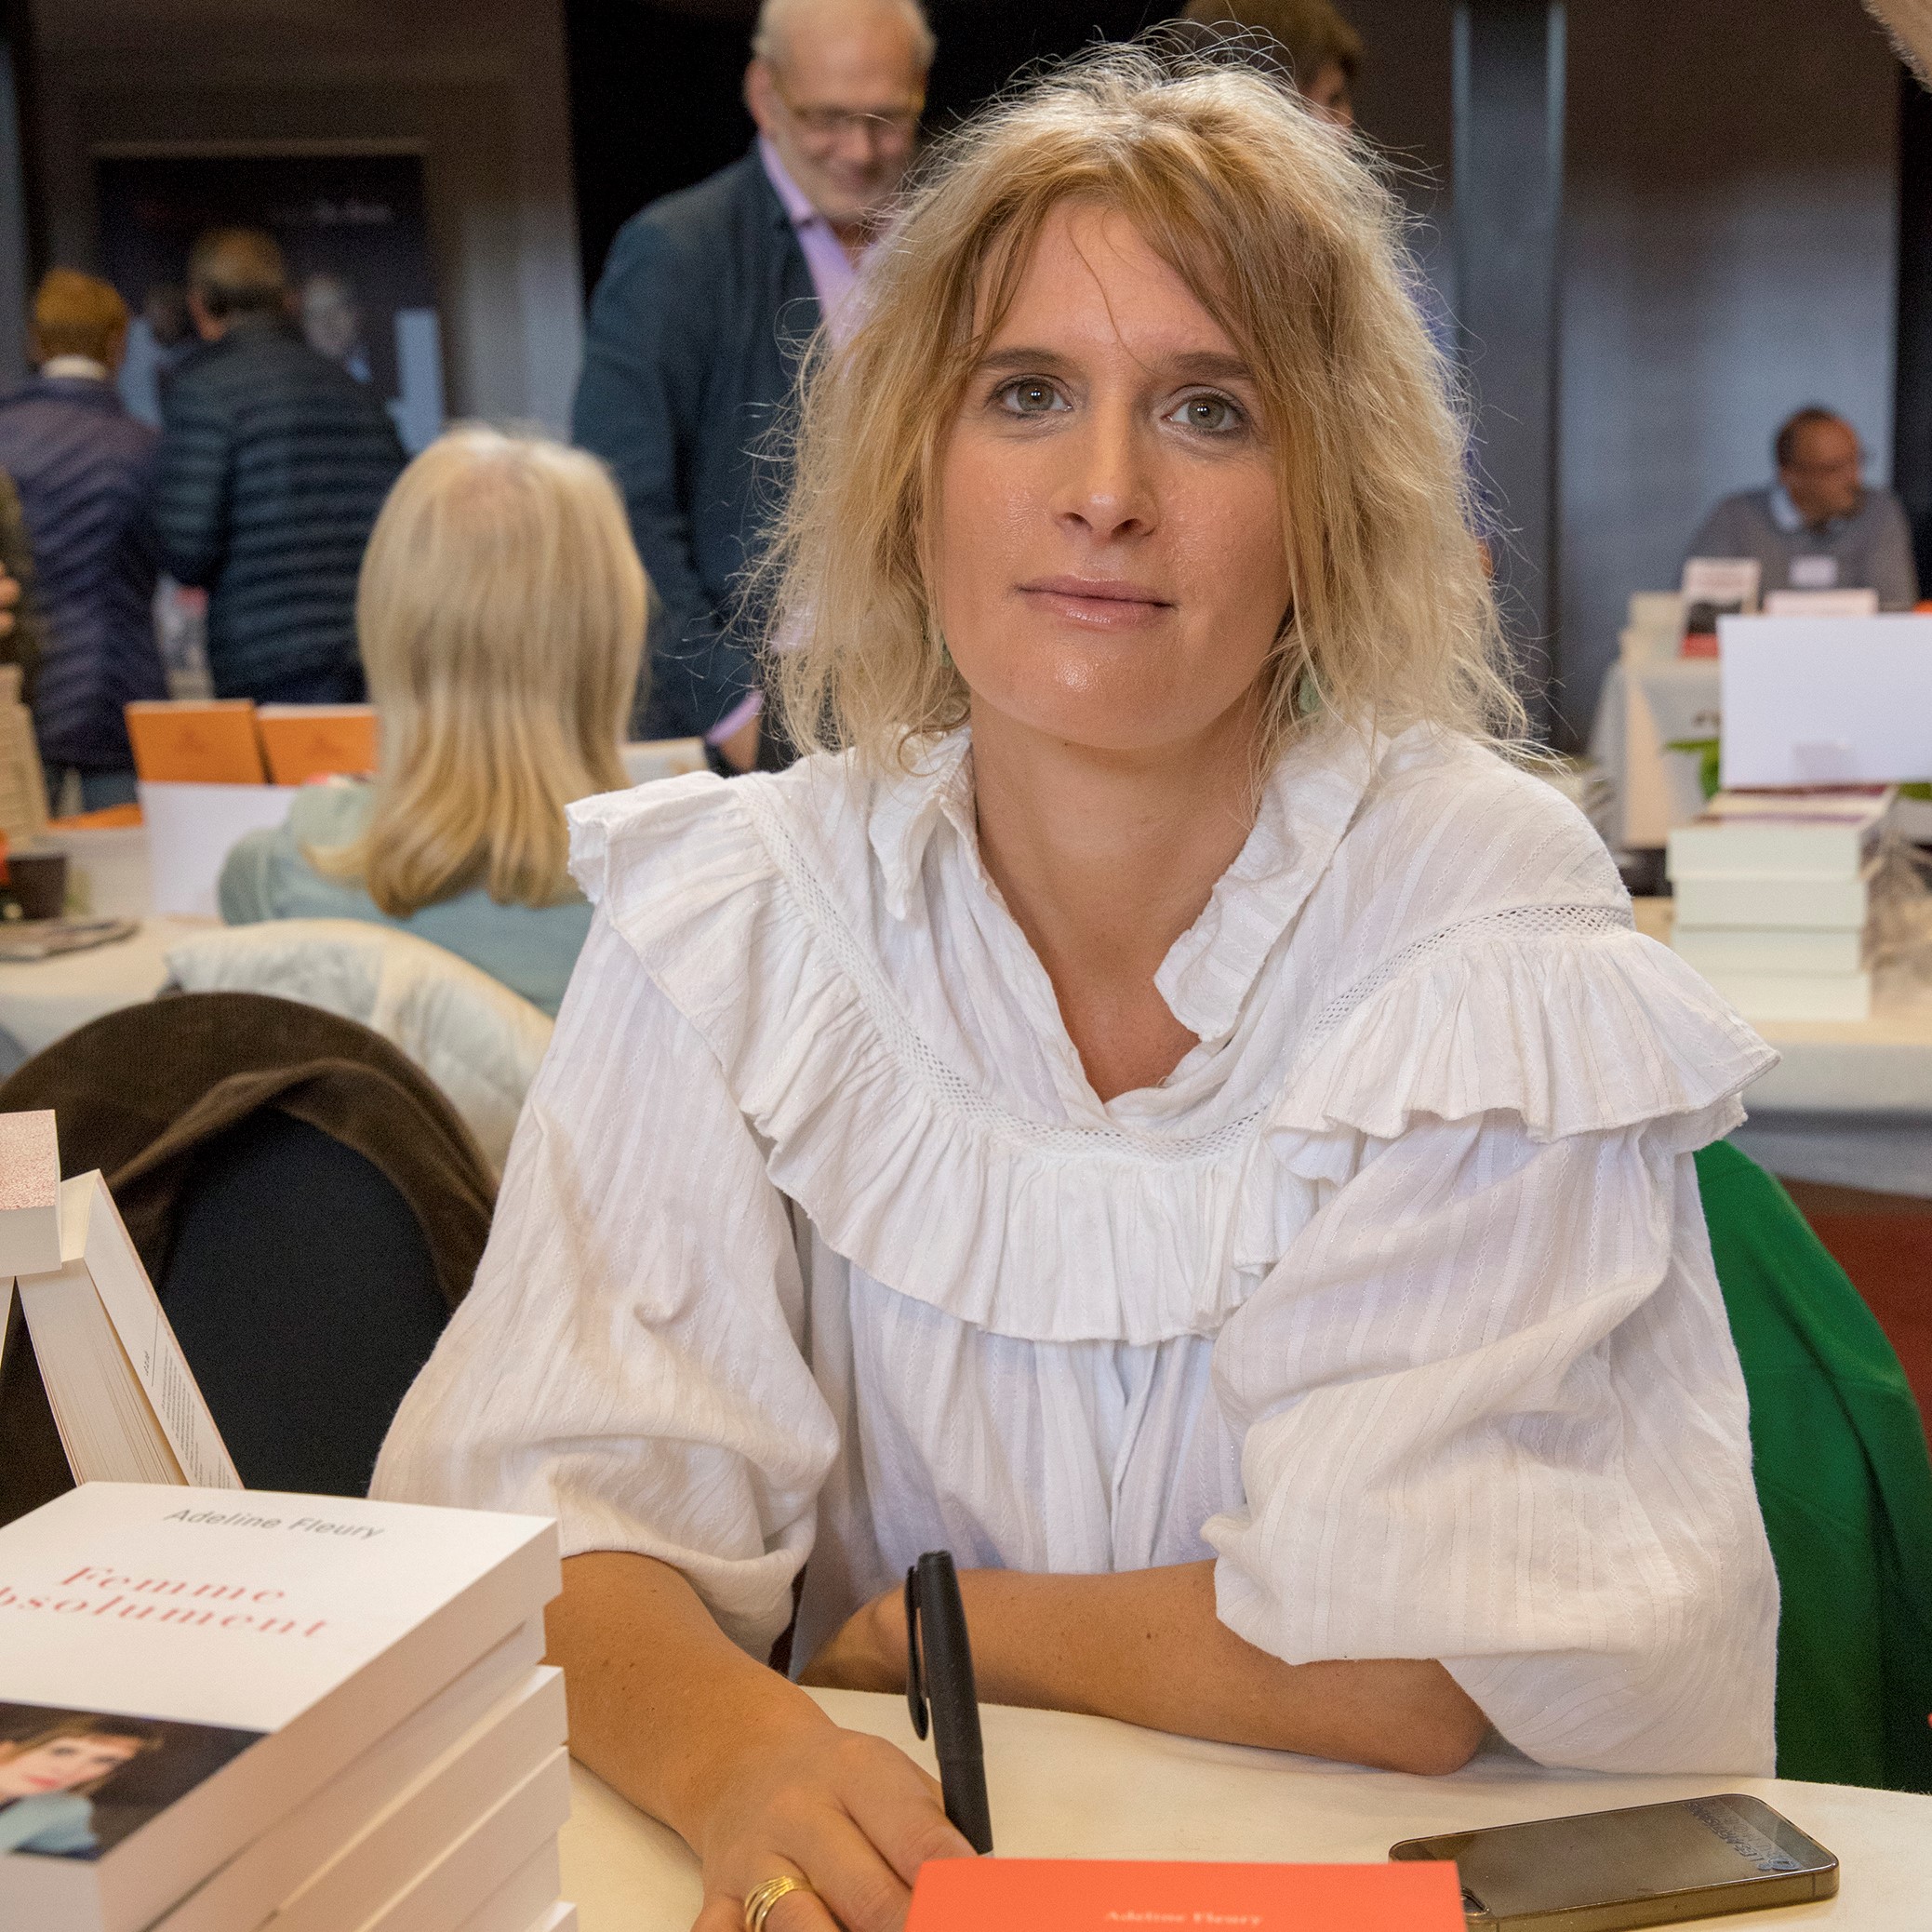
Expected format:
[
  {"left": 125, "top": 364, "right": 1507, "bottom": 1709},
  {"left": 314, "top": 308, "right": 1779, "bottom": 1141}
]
[
  {"left": 573, "top": 0, "right": 934, "bottom": 766},
  {"left": 1686, "top": 406, "right": 1919, "bottom": 610}
]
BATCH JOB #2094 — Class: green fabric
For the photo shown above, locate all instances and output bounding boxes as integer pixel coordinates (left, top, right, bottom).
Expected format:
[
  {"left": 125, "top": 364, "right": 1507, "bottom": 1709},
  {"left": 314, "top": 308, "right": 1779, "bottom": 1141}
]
[{"left": 1696, "top": 1139, "right": 1932, "bottom": 1792}]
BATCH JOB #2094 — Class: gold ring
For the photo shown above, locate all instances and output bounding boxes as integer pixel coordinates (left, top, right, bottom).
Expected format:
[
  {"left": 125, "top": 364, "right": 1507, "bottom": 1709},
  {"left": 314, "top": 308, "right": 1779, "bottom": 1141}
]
[{"left": 743, "top": 1874, "right": 814, "bottom": 1932}]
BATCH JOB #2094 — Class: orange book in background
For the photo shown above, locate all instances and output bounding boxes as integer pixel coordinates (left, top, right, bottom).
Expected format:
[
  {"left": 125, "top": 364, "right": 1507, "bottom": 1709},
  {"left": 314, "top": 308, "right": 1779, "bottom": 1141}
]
[
  {"left": 256, "top": 704, "right": 380, "bottom": 786},
  {"left": 906, "top": 1859, "right": 1465, "bottom": 1929},
  {"left": 125, "top": 700, "right": 266, "bottom": 783}
]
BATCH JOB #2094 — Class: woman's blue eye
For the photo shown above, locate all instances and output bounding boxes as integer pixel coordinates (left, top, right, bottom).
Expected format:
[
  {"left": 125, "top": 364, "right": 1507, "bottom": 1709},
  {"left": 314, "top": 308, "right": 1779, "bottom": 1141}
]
[
  {"left": 1170, "top": 394, "right": 1241, "bottom": 433},
  {"left": 999, "top": 380, "right": 1063, "bottom": 415}
]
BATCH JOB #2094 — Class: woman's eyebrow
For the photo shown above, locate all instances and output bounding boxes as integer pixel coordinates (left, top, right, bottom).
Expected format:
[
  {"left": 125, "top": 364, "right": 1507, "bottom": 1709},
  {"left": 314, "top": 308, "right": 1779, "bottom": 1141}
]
[
  {"left": 973, "top": 346, "right": 1073, "bottom": 377},
  {"left": 972, "top": 345, "right": 1256, "bottom": 383}
]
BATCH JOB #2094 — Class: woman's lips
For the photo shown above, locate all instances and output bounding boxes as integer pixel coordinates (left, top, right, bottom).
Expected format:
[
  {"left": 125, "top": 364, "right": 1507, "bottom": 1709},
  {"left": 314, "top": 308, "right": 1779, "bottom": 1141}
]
[{"left": 1019, "top": 577, "right": 1173, "bottom": 629}]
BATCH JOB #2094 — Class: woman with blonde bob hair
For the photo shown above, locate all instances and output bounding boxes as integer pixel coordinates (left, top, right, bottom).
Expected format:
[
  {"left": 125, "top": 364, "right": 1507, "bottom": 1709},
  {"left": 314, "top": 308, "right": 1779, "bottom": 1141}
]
[
  {"left": 220, "top": 425, "right": 646, "bottom": 1016},
  {"left": 380, "top": 47, "right": 1777, "bottom": 1931}
]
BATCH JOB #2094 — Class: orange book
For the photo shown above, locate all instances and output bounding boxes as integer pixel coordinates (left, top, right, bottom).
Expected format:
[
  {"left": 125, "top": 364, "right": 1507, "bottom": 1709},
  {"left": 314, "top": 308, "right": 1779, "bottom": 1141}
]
[
  {"left": 256, "top": 704, "right": 380, "bottom": 785},
  {"left": 125, "top": 700, "right": 266, "bottom": 783},
  {"left": 47, "top": 802, "right": 144, "bottom": 831},
  {"left": 906, "top": 1859, "right": 1465, "bottom": 1928}
]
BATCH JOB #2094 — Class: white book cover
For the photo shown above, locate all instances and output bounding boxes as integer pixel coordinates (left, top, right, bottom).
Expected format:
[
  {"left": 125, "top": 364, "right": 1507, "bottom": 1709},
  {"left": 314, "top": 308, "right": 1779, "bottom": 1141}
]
[
  {"left": 1698, "top": 967, "right": 1873, "bottom": 1023},
  {"left": 1672, "top": 926, "right": 1868, "bottom": 977},
  {"left": 1666, "top": 790, "right": 1893, "bottom": 882},
  {"left": 1672, "top": 868, "right": 1874, "bottom": 932},
  {"left": 152, "top": 1619, "right": 548, "bottom": 1932},
  {"left": 353, "top": 1749, "right": 572, "bottom": 1932},
  {"left": 17, "top": 1172, "right": 241, "bottom": 1490},
  {"left": 0, "top": 1484, "right": 558, "bottom": 1932}
]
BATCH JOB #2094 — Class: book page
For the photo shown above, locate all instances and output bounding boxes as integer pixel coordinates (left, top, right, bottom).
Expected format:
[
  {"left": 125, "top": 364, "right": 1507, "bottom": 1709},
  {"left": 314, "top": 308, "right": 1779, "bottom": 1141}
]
[
  {"left": 17, "top": 1262, "right": 186, "bottom": 1484},
  {"left": 65, "top": 1173, "right": 242, "bottom": 1490}
]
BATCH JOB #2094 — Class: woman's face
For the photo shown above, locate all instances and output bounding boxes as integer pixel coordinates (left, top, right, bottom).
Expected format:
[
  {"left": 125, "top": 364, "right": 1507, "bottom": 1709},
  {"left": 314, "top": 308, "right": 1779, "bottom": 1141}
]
[
  {"left": 932, "top": 201, "right": 1291, "bottom": 759},
  {"left": 0, "top": 1734, "right": 142, "bottom": 1799}
]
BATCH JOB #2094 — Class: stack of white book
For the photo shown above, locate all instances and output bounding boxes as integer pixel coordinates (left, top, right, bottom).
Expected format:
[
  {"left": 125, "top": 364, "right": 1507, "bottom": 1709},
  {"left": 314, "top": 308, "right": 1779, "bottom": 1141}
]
[
  {"left": 1666, "top": 787, "right": 1893, "bottom": 1021},
  {"left": 0, "top": 1484, "right": 569, "bottom": 1932},
  {"left": 0, "top": 1112, "right": 576, "bottom": 1932}
]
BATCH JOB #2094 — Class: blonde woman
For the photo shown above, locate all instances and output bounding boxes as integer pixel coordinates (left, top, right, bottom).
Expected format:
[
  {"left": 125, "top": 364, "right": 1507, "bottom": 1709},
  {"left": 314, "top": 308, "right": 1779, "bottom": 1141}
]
[
  {"left": 219, "top": 427, "right": 646, "bottom": 1016},
  {"left": 378, "top": 48, "right": 1778, "bottom": 1932}
]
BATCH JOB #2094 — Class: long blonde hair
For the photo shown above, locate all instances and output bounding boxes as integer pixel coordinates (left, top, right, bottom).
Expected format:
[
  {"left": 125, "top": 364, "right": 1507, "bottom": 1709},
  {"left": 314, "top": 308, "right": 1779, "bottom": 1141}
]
[
  {"left": 766, "top": 45, "right": 1518, "bottom": 768},
  {"left": 320, "top": 427, "right": 646, "bottom": 916}
]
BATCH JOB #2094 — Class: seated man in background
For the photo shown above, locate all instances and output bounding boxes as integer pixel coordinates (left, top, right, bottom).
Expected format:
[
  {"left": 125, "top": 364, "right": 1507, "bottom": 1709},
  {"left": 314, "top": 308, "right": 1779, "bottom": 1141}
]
[
  {"left": 157, "top": 228, "right": 406, "bottom": 704},
  {"left": 573, "top": 0, "right": 934, "bottom": 768},
  {"left": 0, "top": 270, "right": 166, "bottom": 812},
  {"left": 1687, "top": 406, "right": 1918, "bottom": 608},
  {"left": 219, "top": 427, "right": 646, "bottom": 1019}
]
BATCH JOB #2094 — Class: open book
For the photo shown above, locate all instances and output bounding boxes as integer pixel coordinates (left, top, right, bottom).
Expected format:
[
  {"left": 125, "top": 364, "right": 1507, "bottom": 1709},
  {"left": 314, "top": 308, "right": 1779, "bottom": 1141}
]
[{"left": 0, "top": 1111, "right": 240, "bottom": 1490}]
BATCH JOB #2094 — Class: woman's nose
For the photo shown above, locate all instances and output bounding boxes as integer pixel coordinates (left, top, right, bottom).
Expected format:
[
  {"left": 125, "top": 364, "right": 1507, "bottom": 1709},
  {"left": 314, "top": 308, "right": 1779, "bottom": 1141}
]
[{"left": 1053, "top": 407, "right": 1156, "bottom": 541}]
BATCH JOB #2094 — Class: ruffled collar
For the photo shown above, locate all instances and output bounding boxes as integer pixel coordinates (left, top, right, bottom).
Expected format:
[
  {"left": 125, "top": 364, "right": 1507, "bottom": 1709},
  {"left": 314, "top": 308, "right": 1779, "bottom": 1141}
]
[{"left": 866, "top": 724, "right": 1379, "bottom": 1046}]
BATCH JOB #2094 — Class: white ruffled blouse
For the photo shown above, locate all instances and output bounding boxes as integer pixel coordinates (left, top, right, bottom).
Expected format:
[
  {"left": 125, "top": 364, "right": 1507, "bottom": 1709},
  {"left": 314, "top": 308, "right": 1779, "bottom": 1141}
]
[{"left": 373, "top": 724, "right": 1782, "bottom": 1776}]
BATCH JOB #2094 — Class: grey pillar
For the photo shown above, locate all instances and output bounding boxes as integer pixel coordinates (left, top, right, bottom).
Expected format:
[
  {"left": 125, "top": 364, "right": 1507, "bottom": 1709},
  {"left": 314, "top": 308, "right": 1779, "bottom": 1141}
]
[
  {"left": 1453, "top": 0, "right": 1566, "bottom": 744},
  {"left": 0, "top": 17, "right": 30, "bottom": 388}
]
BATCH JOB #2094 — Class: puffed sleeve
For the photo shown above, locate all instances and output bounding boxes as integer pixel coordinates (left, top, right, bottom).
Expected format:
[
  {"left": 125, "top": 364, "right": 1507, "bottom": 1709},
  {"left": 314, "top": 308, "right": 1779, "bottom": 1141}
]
[
  {"left": 1205, "top": 939, "right": 1782, "bottom": 1777},
  {"left": 372, "top": 910, "right": 840, "bottom": 1658}
]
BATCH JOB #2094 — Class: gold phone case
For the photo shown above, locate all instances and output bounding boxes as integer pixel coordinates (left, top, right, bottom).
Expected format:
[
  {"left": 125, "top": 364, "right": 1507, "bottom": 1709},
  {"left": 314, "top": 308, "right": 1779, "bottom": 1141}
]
[{"left": 1390, "top": 1792, "right": 1839, "bottom": 1930}]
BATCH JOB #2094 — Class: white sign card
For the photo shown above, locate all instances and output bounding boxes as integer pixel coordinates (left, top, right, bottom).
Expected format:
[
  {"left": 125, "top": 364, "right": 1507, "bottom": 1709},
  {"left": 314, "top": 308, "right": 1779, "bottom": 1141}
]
[
  {"left": 1789, "top": 553, "right": 1840, "bottom": 589},
  {"left": 1718, "top": 613, "right": 1932, "bottom": 787},
  {"left": 1763, "top": 588, "right": 1879, "bottom": 618}
]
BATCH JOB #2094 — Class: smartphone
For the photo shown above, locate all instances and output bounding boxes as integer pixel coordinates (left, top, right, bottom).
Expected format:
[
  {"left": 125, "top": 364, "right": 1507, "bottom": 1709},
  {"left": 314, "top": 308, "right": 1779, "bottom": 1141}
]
[{"left": 1389, "top": 1792, "right": 1838, "bottom": 1930}]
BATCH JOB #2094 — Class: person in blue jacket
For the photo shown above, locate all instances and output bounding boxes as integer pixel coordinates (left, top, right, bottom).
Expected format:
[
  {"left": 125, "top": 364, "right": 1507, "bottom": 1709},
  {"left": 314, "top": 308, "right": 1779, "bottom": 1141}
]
[
  {"left": 0, "top": 271, "right": 164, "bottom": 809},
  {"left": 571, "top": 0, "right": 933, "bottom": 766}
]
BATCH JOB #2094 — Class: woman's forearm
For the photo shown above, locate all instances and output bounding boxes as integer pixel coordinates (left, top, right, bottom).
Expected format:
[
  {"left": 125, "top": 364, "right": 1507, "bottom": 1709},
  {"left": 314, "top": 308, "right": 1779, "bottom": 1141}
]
[
  {"left": 544, "top": 1550, "right": 833, "bottom": 1843},
  {"left": 806, "top": 1560, "right": 1488, "bottom": 1777}
]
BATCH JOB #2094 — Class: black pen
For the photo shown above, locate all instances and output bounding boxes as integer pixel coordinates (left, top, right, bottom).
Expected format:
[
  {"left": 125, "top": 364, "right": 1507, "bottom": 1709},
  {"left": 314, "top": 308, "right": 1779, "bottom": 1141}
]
[{"left": 904, "top": 1549, "right": 994, "bottom": 1854}]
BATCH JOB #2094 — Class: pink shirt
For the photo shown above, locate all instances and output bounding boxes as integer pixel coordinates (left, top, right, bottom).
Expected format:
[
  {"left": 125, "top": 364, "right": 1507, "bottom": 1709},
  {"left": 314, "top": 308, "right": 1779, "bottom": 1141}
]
[
  {"left": 712, "top": 143, "right": 876, "bottom": 750},
  {"left": 758, "top": 138, "right": 870, "bottom": 344}
]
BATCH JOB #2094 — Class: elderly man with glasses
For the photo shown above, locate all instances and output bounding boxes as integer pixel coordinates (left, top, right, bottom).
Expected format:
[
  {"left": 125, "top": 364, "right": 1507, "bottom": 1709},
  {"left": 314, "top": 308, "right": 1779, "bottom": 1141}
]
[
  {"left": 574, "top": 0, "right": 933, "bottom": 769},
  {"left": 1686, "top": 406, "right": 1919, "bottom": 611}
]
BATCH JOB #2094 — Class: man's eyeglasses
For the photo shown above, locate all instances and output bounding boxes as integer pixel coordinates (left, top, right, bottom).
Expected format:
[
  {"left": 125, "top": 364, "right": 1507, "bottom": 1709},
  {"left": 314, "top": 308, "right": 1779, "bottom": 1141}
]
[{"left": 775, "top": 83, "right": 924, "bottom": 143}]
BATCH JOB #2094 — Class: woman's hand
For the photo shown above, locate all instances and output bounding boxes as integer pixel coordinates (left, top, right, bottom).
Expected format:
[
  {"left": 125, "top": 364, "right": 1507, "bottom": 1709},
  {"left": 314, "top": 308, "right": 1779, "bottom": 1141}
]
[
  {"left": 546, "top": 1552, "right": 973, "bottom": 1932},
  {"left": 691, "top": 1710, "right": 972, "bottom": 1932}
]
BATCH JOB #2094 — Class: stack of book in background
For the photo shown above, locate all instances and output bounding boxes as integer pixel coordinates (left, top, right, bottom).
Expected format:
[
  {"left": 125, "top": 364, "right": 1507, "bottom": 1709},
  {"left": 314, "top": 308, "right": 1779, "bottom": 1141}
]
[
  {"left": 1667, "top": 786, "right": 1893, "bottom": 1021},
  {"left": 0, "top": 1484, "right": 570, "bottom": 1932}
]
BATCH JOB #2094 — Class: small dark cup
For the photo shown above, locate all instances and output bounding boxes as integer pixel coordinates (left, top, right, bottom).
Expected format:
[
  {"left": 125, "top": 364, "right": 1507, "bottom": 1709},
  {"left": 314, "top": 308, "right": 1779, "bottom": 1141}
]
[{"left": 7, "top": 851, "right": 69, "bottom": 921}]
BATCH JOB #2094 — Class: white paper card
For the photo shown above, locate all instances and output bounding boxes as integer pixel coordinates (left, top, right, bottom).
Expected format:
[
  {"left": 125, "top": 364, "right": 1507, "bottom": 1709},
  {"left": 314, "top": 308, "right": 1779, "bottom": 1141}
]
[
  {"left": 1789, "top": 553, "right": 1840, "bottom": 589},
  {"left": 1764, "top": 588, "right": 1879, "bottom": 618},
  {"left": 1719, "top": 614, "right": 1932, "bottom": 787},
  {"left": 139, "top": 780, "right": 300, "bottom": 917},
  {"left": 1682, "top": 556, "right": 1761, "bottom": 622}
]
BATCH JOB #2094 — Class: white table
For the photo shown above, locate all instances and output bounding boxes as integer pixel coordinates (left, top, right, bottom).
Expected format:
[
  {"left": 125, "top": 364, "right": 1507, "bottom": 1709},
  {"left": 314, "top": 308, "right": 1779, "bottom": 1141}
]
[
  {"left": 0, "top": 915, "right": 214, "bottom": 1062},
  {"left": 1632, "top": 899, "right": 1932, "bottom": 1195},
  {"left": 556, "top": 1690, "right": 1932, "bottom": 1930}
]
